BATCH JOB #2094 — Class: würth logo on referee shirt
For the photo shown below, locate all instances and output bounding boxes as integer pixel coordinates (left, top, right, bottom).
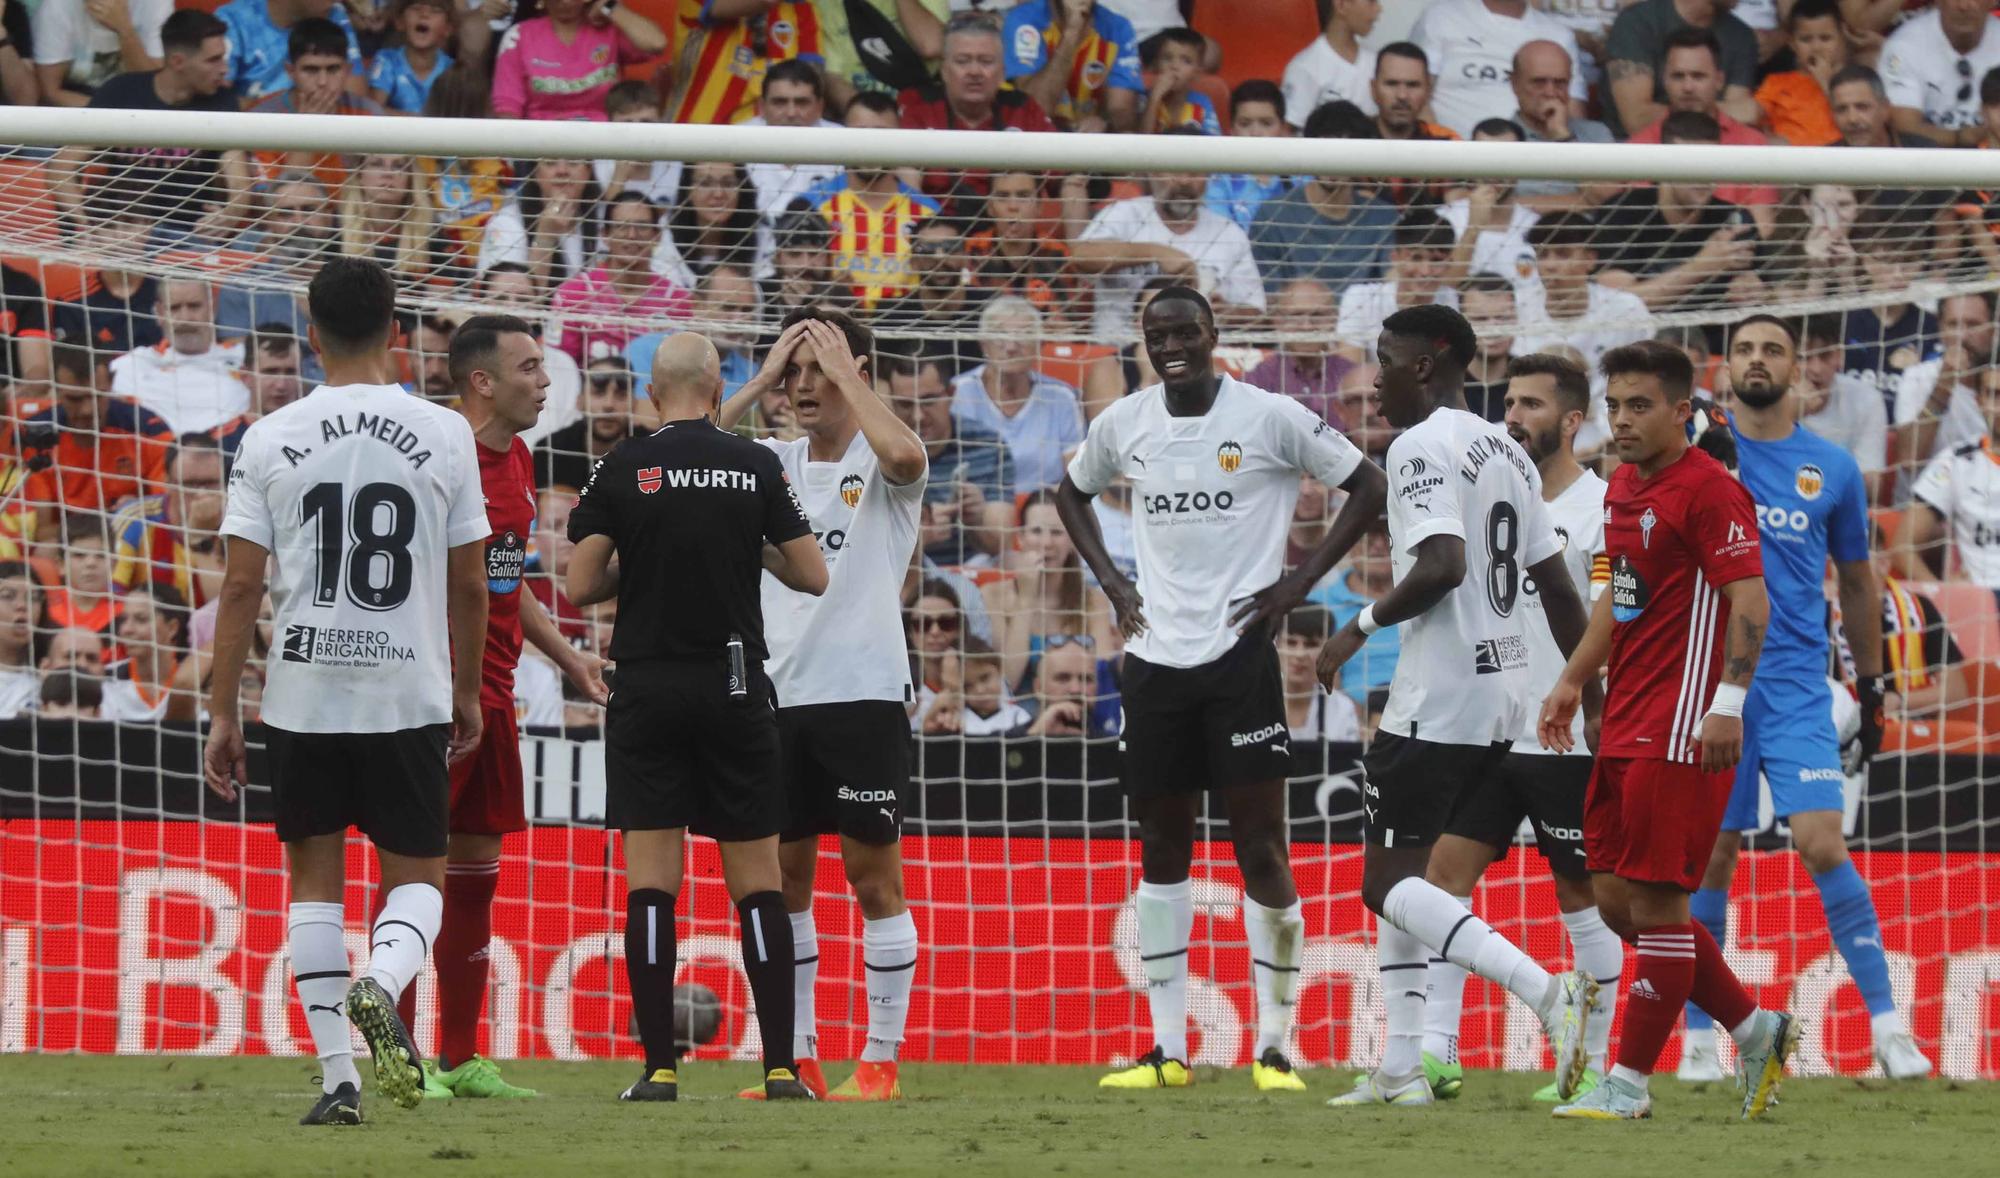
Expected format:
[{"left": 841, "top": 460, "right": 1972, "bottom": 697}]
[
  {"left": 637, "top": 466, "right": 663, "bottom": 494},
  {"left": 839, "top": 474, "right": 865, "bottom": 508}
]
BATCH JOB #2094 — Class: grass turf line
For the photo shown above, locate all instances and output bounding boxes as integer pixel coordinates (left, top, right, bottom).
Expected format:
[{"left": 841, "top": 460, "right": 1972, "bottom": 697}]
[{"left": 6, "top": 1057, "right": 1992, "bottom": 1178}]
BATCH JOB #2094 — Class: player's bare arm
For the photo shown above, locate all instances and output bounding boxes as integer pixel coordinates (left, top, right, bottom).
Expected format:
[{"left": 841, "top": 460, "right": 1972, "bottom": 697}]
[
  {"left": 765, "top": 532, "right": 830, "bottom": 596},
  {"left": 567, "top": 533, "right": 621, "bottom": 606},
  {"left": 1315, "top": 533, "right": 1464, "bottom": 690},
  {"left": 1231, "top": 459, "right": 1387, "bottom": 635},
  {"left": 1835, "top": 557, "right": 1887, "bottom": 755},
  {"left": 1701, "top": 575, "right": 1769, "bottom": 774},
  {"left": 716, "top": 321, "right": 810, "bottom": 430},
  {"left": 1540, "top": 587, "right": 1614, "bottom": 754},
  {"left": 799, "top": 319, "right": 928, "bottom": 485},
  {"left": 521, "top": 587, "right": 609, "bottom": 705},
  {"left": 447, "top": 540, "right": 490, "bottom": 765},
  {"left": 202, "top": 535, "right": 271, "bottom": 801},
  {"left": 1054, "top": 473, "right": 1147, "bottom": 639}
]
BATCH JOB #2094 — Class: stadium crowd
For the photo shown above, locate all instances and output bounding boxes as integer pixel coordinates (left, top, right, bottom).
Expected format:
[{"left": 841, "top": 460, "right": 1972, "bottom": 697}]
[{"left": 1, "top": 0, "right": 1998, "bottom": 752}]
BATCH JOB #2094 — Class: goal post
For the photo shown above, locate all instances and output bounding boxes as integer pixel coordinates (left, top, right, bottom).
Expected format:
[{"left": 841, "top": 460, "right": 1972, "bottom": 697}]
[{"left": 2, "top": 112, "right": 1999, "bottom": 1079}]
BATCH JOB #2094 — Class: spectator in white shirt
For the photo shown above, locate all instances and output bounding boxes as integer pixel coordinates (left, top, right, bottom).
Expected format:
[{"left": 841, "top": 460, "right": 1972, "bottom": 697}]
[
  {"left": 1897, "top": 368, "right": 2000, "bottom": 590},
  {"left": 1896, "top": 292, "right": 1997, "bottom": 469},
  {"left": 1409, "top": 0, "right": 1586, "bottom": 138},
  {"left": 1796, "top": 312, "right": 1890, "bottom": 496},
  {"left": 108, "top": 278, "right": 248, "bottom": 435},
  {"left": 1337, "top": 211, "right": 1459, "bottom": 360},
  {"left": 1440, "top": 118, "right": 1542, "bottom": 283},
  {"left": 1881, "top": 0, "right": 2000, "bottom": 148},
  {"left": 1510, "top": 211, "right": 1654, "bottom": 450},
  {"left": 1280, "top": 0, "right": 1380, "bottom": 125},
  {"left": 745, "top": 59, "right": 842, "bottom": 219},
  {"left": 1071, "top": 143, "right": 1267, "bottom": 339},
  {"left": 33, "top": 0, "right": 172, "bottom": 104},
  {"left": 0, "top": 563, "right": 39, "bottom": 720},
  {"left": 593, "top": 80, "right": 680, "bottom": 210},
  {"left": 1279, "top": 604, "right": 1362, "bottom": 743}
]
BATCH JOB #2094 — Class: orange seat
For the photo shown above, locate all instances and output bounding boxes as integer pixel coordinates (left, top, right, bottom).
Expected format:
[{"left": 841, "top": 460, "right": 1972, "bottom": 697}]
[
  {"left": 1928, "top": 582, "right": 2000, "bottom": 663},
  {"left": 1192, "top": 0, "right": 1320, "bottom": 93},
  {"left": 1872, "top": 507, "right": 1905, "bottom": 549},
  {"left": 0, "top": 158, "right": 62, "bottom": 250},
  {"left": 1040, "top": 341, "right": 1114, "bottom": 390}
]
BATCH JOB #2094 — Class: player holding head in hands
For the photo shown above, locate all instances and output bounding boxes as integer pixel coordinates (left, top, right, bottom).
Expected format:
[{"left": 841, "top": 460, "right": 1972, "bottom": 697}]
[
  {"left": 715, "top": 307, "right": 929, "bottom": 1101},
  {"left": 569, "top": 332, "right": 828, "bottom": 1103},
  {"left": 1055, "top": 287, "right": 1389, "bottom": 1092},
  {"left": 1676, "top": 317, "right": 1929, "bottom": 1082},
  {"left": 1317, "top": 305, "right": 1598, "bottom": 1110},
  {"left": 1417, "top": 353, "right": 1624, "bottom": 1103},
  {"left": 1539, "top": 340, "right": 1798, "bottom": 1121},
  {"left": 203, "top": 258, "right": 493, "bottom": 1125},
  {"left": 390, "top": 316, "right": 611, "bottom": 1101}
]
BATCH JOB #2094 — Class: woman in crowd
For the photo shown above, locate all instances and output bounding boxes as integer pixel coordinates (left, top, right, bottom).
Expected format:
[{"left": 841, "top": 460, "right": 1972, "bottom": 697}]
[
  {"left": 906, "top": 577, "right": 967, "bottom": 714},
  {"left": 489, "top": 0, "right": 665, "bottom": 122},
  {"left": 982, "top": 490, "right": 1118, "bottom": 693},
  {"left": 339, "top": 153, "right": 440, "bottom": 286},
  {"left": 478, "top": 155, "right": 601, "bottom": 295},
  {"left": 549, "top": 192, "right": 692, "bottom": 364},
  {"left": 666, "top": 161, "right": 763, "bottom": 284},
  {"left": 100, "top": 584, "right": 196, "bottom": 722}
]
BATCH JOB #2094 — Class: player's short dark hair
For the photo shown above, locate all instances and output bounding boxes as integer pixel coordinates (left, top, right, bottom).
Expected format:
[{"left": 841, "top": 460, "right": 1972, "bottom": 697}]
[
  {"left": 1382, "top": 303, "right": 1477, "bottom": 369},
  {"left": 1472, "top": 117, "right": 1525, "bottom": 141},
  {"left": 605, "top": 79, "right": 659, "bottom": 117},
  {"left": 1732, "top": 313, "right": 1798, "bottom": 352},
  {"left": 844, "top": 90, "right": 899, "bottom": 122},
  {"left": 779, "top": 305, "right": 875, "bottom": 364},
  {"left": 1376, "top": 41, "right": 1428, "bottom": 74},
  {"left": 1600, "top": 339, "right": 1696, "bottom": 402},
  {"left": 1283, "top": 603, "right": 1333, "bottom": 644},
  {"left": 1662, "top": 25, "right": 1724, "bottom": 68},
  {"left": 1661, "top": 110, "right": 1722, "bottom": 144},
  {"left": 1527, "top": 210, "right": 1600, "bottom": 252},
  {"left": 161, "top": 9, "right": 226, "bottom": 56},
  {"left": 1229, "top": 78, "right": 1284, "bottom": 122},
  {"left": 1506, "top": 353, "right": 1590, "bottom": 414},
  {"left": 1303, "top": 99, "right": 1378, "bottom": 140},
  {"left": 287, "top": 17, "right": 349, "bottom": 63},
  {"left": 1788, "top": 0, "right": 1843, "bottom": 30},
  {"left": 449, "top": 314, "right": 537, "bottom": 390},
  {"left": 764, "top": 57, "right": 824, "bottom": 99},
  {"left": 307, "top": 257, "right": 397, "bottom": 358},
  {"left": 1828, "top": 64, "right": 1884, "bottom": 100},
  {"left": 1392, "top": 209, "right": 1453, "bottom": 253},
  {"left": 1141, "top": 284, "right": 1215, "bottom": 328}
]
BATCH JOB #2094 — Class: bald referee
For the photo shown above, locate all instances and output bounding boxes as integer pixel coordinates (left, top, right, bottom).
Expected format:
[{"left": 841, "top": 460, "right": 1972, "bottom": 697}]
[{"left": 567, "top": 333, "right": 829, "bottom": 1103}]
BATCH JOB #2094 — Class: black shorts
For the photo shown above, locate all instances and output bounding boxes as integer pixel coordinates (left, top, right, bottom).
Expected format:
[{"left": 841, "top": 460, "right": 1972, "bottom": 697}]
[
  {"left": 266, "top": 723, "right": 450, "bottom": 858},
  {"left": 1120, "top": 628, "right": 1289, "bottom": 799},
  {"left": 604, "top": 659, "right": 785, "bottom": 842},
  {"left": 1360, "top": 731, "right": 1507, "bottom": 850},
  {"left": 1443, "top": 752, "right": 1592, "bottom": 880},
  {"left": 777, "top": 700, "right": 910, "bottom": 846}
]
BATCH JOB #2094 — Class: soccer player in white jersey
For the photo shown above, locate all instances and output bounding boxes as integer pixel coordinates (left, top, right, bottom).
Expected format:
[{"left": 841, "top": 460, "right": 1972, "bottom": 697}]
[
  {"left": 203, "top": 258, "right": 491, "bottom": 1126},
  {"left": 1056, "top": 286, "right": 1389, "bottom": 1091},
  {"left": 716, "top": 306, "right": 929, "bottom": 1101},
  {"left": 1415, "top": 354, "right": 1623, "bottom": 1103},
  {"left": 1318, "top": 304, "right": 1597, "bottom": 1108}
]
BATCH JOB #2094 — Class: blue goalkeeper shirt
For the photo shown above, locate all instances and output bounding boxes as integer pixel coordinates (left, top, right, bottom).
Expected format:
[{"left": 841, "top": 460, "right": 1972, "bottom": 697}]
[{"left": 1732, "top": 423, "right": 1870, "bottom": 685}]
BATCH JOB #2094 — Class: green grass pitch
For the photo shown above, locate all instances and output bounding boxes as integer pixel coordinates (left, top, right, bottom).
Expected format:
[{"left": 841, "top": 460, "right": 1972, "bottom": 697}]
[{"left": 7, "top": 1058, "right": 1995, "bottom": 1178}]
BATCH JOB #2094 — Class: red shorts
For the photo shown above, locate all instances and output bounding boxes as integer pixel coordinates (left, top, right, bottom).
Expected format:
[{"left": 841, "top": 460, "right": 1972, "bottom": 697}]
[
  {"left": 447, "top": 704, "right": 527, "bottom": 835},
  {"left": 1584, "top": 756, "right": 1732, "bottom": 892}
]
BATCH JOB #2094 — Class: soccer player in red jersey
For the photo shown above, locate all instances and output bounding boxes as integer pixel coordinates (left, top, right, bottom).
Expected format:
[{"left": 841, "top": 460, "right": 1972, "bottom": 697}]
[
  {"left": 1540, "top": 340, "right": 1799, "bottom": 1121},
  {"left": 396, "top": 315, "right": 608, "bottom": 1098}
]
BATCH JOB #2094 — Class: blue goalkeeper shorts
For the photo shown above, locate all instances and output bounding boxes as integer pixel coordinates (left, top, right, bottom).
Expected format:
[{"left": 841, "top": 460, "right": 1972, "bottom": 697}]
[{"left": 1723, "top": 676, "right": 1846, "bottom": 831}]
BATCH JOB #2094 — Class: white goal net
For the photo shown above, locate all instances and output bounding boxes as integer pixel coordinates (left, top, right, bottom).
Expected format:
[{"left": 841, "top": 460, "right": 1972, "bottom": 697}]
[{"left": 3, "top": 111, "right": 1999, "bottom": 1079}]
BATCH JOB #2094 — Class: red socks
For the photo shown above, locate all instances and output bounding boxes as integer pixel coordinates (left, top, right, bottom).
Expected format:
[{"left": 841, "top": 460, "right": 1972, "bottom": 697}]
[
  {"left": 1615, "top": 924, "right": 1697, "bottom": 1076},
  {"left": 436, "top": 859, "right": 502, "bottom": 1069},
  {"left": 1688, "top": 918, "right": 1758, "bottom": 1032}
]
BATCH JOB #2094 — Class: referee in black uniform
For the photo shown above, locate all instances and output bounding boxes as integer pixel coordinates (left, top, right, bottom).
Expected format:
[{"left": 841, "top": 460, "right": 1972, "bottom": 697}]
[{"left": 567, "top": 332, "right": 828, "bottom": 1103}]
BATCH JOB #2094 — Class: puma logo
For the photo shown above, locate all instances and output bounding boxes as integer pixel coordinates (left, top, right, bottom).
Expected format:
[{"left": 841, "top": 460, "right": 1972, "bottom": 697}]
[
  {"left": 879, "top": 807, "right": 896, "bottom": 822},
  {"left": 307, "top": 1002, "right": 344, "bottom": 1017}
]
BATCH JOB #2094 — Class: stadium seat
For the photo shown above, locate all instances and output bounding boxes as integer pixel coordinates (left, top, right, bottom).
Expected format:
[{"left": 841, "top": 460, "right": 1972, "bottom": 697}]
[
  {"left": 0, "top": 159, "right": 62, "bottom": 250},
  {"left": 1929, "top": 582, "right": 2000, "bottom": 663},
  {"left": 1192, "top": 0, "right": 1320, "bottom": 93},
  {"left": 1040, "top": 341, "right": 1114, "bottom": 389}
]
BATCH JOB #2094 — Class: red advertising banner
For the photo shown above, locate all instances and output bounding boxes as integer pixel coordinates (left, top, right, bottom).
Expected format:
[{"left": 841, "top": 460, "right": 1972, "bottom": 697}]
[{"left": 3, "top": 822, "right": 1997, "bottom": 1078}]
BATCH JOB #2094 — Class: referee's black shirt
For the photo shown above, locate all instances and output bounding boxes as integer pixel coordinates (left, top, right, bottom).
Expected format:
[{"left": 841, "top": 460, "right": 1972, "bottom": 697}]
[{"left": 567, "top": 418, "right": 811, "bottom": 663}]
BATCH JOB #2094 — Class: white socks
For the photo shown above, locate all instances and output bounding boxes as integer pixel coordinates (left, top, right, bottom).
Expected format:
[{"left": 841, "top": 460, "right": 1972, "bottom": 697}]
[
  {"left": 365, "top": 883, "right": 441, "bottom": 1002},
  {"left": 1243, "top": 896, "right": 1304, "bottom": 1059},
  {"left": 1383, "top": 877, "right": 1555, "bottom": 1016},
  {"left": 1561, "top": 906, "right": 1624, "bottom": 1072},
  {"left": 288, "top": 902, "right": 360, "bottom": 1093},
  {"left": 1421, "top": 895, "right": 1474, "bottom": 1064},
  {"left": 1378, "top": 921, "right": 1429, "bottom": 1078},
  {"left": 790, "top": 909, "right": 819, "bottom": 1060},
  {"left": 1136, "top": 879, "right": 1194, "bottom": 1062},
  {"left": 861, "top": 912, "right": 919, "bottom": 1063}
]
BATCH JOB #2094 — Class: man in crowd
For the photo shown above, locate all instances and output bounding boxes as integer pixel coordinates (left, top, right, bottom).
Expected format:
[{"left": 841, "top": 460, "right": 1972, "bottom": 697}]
[
  {"left": 1624, "top": 29, "right": 1777, "bottom": 222},
  {"left": 1593, "top": 112, "right": 1759, "bottom": 314},
  {"left": 1335, "top": 212, "right": 1456, "bottom": 362},
  {"left": 1250, "top": 277, "right": 1352, "bottom": 424},
  {"left": 1895, "top": 292, "right": 1996, "bottom": 468},
  {"left": 899, "top": 13, "right": 1056, "bottom": 202},
  {"left": 215, "top": 0, "right": 361, "bottom": 104},
  {"left": 1410, "top": 0, "right": 1585, "bottom": 138},
  {"left": 1882, "top": 0, "right": 2000, "bottom": 148},
  {"left": 212, "top": 325, "right": 309, "bottom": 458},
  {"left": 887, "top": 354, "right": 1013, "bottom": 566},
  {"left": 109, "top": 278, "right": 248, "bottom": 435},
  {"left": 112, "top": 433, "right": 227, "bottom": 609},
  {"left": 1074, "top": 152, "right": 1266, "bottom": 340},
  {"left": 746, "top": 59, "right": 842, "bottom": 217},
  {"left": 1250, "top": 104, "right": 1397, "bottom": 298},
  {"left": 537, "top": 357, "right": 637, "bottom": 491},
  {"left": 1368, "top": 43, "right": 1456, "bottom": 145},
  {"left": 1830, "top": 65, "right": 1931, "bottom": 149},
  {"left": 15, "top": 342, "right": 171, "bottom": 534},
  {"left": 1600, "top": 0, "right": 1760, "bottom": 139}
]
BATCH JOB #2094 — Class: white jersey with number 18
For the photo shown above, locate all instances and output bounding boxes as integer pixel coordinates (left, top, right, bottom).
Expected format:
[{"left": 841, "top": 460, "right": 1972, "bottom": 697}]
[
  {"left": 1379, "top": 407, "right": 1562, "bottom": 747},
  {"left": 221, "top": 383, "right": 489, "bottom": 734}
]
